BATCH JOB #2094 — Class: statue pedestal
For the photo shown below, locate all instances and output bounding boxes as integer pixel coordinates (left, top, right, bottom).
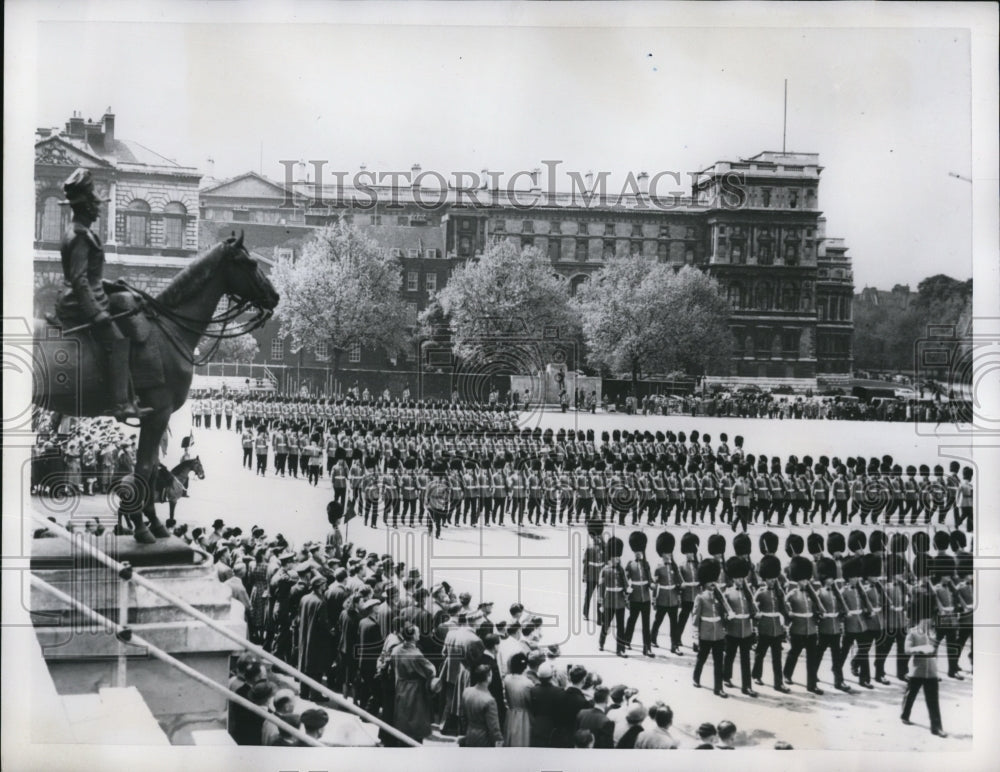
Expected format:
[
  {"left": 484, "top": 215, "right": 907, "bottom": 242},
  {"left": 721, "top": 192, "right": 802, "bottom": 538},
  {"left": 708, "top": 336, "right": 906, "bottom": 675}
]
[{"left": 30, "top": 535, "right": 246, "bottom": 744}]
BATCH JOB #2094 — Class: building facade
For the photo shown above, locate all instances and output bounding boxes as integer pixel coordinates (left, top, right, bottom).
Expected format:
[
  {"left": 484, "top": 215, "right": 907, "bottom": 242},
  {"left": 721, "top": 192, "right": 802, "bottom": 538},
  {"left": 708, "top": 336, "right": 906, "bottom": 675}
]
[
  {"left": 33, "top": 111, "right": 201, "bottom": 313},
  {"left": 33, "top": 114, "right": 853, "bottom": 393}
]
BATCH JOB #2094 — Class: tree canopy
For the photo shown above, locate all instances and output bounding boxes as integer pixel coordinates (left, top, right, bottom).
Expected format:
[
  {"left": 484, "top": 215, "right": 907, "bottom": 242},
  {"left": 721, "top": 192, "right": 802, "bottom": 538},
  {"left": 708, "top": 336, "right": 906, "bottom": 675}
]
[
  {"left": 576, "top": 257, "right": 732, "bottom": 387},
  {"left": 424, "top": 239, "right": 578, "bottom": 366},
  {"left": 270, "top": 222, "right": 411, "bottom": 372}
]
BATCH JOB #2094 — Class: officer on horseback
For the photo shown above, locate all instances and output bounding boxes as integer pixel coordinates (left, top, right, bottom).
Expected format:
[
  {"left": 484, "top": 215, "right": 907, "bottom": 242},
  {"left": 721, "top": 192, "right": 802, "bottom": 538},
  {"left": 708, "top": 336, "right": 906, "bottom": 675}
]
[{"left": 56, "top": 168, "right": 148, "bottom": 422}]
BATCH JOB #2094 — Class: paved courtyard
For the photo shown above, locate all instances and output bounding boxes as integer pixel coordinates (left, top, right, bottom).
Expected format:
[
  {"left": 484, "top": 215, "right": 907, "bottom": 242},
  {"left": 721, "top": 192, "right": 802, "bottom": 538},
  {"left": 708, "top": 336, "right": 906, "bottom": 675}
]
[{"left": 28, "top": 407, "right": 975, "bottom": 750}]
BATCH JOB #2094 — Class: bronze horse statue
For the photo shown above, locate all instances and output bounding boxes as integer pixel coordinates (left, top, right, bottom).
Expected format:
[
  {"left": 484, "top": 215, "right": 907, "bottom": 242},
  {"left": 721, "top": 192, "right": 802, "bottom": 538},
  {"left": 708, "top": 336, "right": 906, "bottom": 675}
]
[{"left": 33, "top": 233, "right": 279, "bottom": 543}]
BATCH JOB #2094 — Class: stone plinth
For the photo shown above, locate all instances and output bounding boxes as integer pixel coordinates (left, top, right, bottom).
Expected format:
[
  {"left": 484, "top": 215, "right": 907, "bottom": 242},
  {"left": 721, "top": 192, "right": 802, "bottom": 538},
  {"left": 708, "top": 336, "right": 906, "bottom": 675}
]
[{"left": 31, "top": 535, "right": 246, "bottom": 745}]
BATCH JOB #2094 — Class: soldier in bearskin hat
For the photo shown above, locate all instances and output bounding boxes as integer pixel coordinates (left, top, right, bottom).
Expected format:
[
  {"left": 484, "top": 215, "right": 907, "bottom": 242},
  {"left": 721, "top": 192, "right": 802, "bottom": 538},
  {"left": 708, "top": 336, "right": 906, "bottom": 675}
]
[
  {"left": 782, "top": 555, "right": 823, "bottom": 694},
  {"left": 650, "top": 531, "right": 683, "bottom": 654},
  {"left": 691, "top": 558, "right": 729, "bottom": 698},
  {"left": 582, "top": 519, "right": 605, "bottom": 622},
  {"left": 676, "top": 532, "right": 701, "bottom": 651},
  {"left": 597, "top": 536, "right": 629, "bottom": 657},
  {"left": 623, "top": 531, "right": 654, "bottom": 657},
  {"left": 752, "top": 553, "right": 791, "bottom": 693},
  {"left": 722, "top": 556, "right": 759, "bottom": 698},
  {"left": 840, "top": 555, "right": 872, "bottom": 689},
  {"left": 929, "top": 551, "right": 963, "bottom": 680},
  {"left": 953, "top": 550, "right": 973, "bottom": 674},
  {"left": 875, "top": 548, "right": 910, "bottom": 684},
  {"left": 814, "top": 555, "right": 852, "bottom": 692}
]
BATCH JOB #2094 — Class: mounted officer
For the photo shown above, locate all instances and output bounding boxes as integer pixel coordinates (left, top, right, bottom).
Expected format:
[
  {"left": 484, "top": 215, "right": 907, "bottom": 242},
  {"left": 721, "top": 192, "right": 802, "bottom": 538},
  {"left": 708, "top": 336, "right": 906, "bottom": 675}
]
[{"left": 55, "top": 168, "right": 147, "bottom": 421}]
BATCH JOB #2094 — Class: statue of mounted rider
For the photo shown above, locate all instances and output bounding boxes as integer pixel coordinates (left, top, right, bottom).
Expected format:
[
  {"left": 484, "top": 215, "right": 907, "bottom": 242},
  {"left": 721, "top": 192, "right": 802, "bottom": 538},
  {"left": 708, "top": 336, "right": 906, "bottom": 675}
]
[{"left": 35, "top": 167, "right": 280, "bottom": 543}]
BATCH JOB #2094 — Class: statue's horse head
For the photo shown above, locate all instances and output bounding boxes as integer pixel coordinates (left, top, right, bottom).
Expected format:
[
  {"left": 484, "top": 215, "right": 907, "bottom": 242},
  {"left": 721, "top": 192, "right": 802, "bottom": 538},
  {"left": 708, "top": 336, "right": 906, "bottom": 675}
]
[
  {"left": 221, "top": 231, "right": 279, "bottom": 312},
  {"left": 191, "top": 455, "right": 206, "bottom": 480}
]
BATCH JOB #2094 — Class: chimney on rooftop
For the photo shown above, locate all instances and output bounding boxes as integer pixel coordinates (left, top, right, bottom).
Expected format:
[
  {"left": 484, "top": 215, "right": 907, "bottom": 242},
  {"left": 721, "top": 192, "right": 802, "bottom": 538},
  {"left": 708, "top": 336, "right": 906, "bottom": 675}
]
[
  {"left": 66, "top": 112, "right": 85, "bottom": 138},
  {"left": 102, "top": 110, "right": 115, "bottom": 144}
]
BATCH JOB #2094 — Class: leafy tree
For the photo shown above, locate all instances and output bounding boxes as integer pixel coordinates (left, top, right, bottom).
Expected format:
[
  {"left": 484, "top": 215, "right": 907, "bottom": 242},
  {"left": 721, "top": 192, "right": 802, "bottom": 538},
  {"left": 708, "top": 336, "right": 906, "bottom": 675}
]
[
  {"left": 270, "top": 222, "right": 411, "bottom": 379},
  {"left": 425, "top": 239, "right": 578, "bottom": 368},
  {"left": 208, "top": 330, "right": 260, "bottom": 363},
  {"left": 576, "top": 257, "right": 731, "bottom": 392}
]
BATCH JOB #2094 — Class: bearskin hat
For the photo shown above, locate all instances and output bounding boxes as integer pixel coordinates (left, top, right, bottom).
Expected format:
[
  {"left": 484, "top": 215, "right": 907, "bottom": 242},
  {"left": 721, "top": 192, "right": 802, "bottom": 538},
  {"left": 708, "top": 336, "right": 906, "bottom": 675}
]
[
  {"left": 892, "top": 464, "right": 902, "bottom": 475},
  {"left": 827, "top": 531, "right": 846, "bottom": 555},
  {"left": 707, "top": 533, "right": 726, "bottom": 556},
  {"left": 802, "top": 455, "right": 813, "bottom": 468},
  {"left": 932, "top": 531, "right": 950, "bottom": 551},
  {"left": 531, "top": 459, "right": 541, "bottom": 471},
  {"left": 789, "top": 556, "right": 814, "bottom": 582},
  {"left": 726, "top": 556, "right": 750, "bottom": 580},
  {"left": 862, "top": 553, "right": 884, "bottom": 579},
  {"left": 886, "top": 553, "right": 907, "bottom": 579},
  {"left": 962, "top": 465, "right": 974, "bottom": 481},
  {"left": 929, "top": 554, "right": 956, "bottom": 585},
  {"left": 733, "top": 533, "right": 751, "bottom": 557},
  {"left": 629, "top": 531, "right": 648, "bottom": 554},
  {"left": 690, "top": 430, "right": 700, "bottom": 443},
  {"left": 950, "top": 530, "right": 968, "bottom": 552},
  {"left": 606, "top": 537, "right": 624, "bottom": 560},
  {"left": 365, "top": 455, "right": 378, "bottom": 469},
  {"left": 734, "top": 435, "right": 744, "bottom": 447},
  {"left": 819, "top": 455, "right": 829, "bottom": 467},
  {"left": 586, "top": 429, "right": 595, "bottom": 442},
  {"left": 807, "top": 533, "right": 825, "bottom": 555},
  {"left": 601, "top": 431, "right": 610, "bottom": 443},
  {"left": 911, "top": 531, "right": 930, "bottom": 554},
  {"left": 785, "top": 533, "right": 804, "bottom": 557},
  {"left": 759, "top": 554, "right": 782, "bottom": 581},
  {"left": 759, "top": 531, "right": 779, "bottom": 555},
  {"left": 816, "top": 557, "right": 837, "bottom": 582},
  {"left": 655, "top": 431, "right": 665, "bottom": 442},
  {"left": 956, "top": 553, "right": 973, "bottom": 578},
  {"left": 697, "top": 558, "right": 721, "bottom": 585},
  {"left": 587, "top": 518, "right": 604, "bottom": 538},
  {"left": 680, "top": 532, "right": 700, "bottom": 555},
  {"left": 905, "top": 465, "right": 916, "bottom": 476},
  {"left": 842, "top": 556, "right": 863, "bottom": 580},
  {"left": 746, "top": 453, "right": 756, "bottom": 467},
  {"left": 622, "top": 430, "right": 633, "bottom": 442},
  {"left": 890, "top": 532, "right": 909, "bottom": 554},
  {"left": 869, "top": 530, "right": 887, "bottom": 553},
  {"left": 912, "top": 552, "right": 930, "bottom": 580},
  {"left": 677, "top": 431, "right": 686, "bottom": 443},
  {"left": 702, "top": 434, "right": 711, "bottom": 445},
  {"left": 719, "top": 432, "right": 728, "bottom": 443},
  {"left": 656, "top": 531, "right": 676, "bottom": 555},
  {"left": 933, "top": 464, "right": 944, "bottom": 476}
]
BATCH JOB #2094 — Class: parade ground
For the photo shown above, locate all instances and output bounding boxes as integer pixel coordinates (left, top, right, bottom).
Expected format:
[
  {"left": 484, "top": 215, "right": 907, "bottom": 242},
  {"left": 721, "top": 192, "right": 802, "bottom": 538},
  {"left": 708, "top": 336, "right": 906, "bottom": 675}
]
[{"left": 29, "top": 408, "right": 975, "bottom": 751}]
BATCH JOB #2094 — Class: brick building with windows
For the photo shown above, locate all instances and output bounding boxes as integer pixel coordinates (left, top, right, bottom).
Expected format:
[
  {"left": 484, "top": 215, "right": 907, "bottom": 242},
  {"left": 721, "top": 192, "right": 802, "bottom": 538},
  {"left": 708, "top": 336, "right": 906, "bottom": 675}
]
[
  {"left": 33, "top": 110, "right": 201, "bottom": 313},
  {"left": 33, "top": 114, "right": 853, "bottom": 394}
]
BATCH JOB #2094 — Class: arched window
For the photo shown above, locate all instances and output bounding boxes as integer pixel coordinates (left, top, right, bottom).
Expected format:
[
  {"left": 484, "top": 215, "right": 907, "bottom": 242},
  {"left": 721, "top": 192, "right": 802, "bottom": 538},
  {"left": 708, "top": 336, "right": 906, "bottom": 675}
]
[
  {"left": 569, "top": 274, "right": 589, "bottom": 297},
  {"left": 163, "top": 201, "right": 187, "bottom": 248},
  {"left": 125, "top": 200, "right": 151, "bottom": 247},
  {"left": 727, "top": 283, "right": 742, "bottom": 309},
  {"left": 37, "top": 194, "right": 67, "bottom": 242}
]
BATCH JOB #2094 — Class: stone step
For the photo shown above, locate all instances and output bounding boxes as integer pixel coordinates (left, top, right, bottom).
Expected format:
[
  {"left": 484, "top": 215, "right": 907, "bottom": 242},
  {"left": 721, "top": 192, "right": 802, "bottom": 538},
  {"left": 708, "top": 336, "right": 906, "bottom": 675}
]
[{"left": 61, "top": 687, "right": 170, "bottom": 745}]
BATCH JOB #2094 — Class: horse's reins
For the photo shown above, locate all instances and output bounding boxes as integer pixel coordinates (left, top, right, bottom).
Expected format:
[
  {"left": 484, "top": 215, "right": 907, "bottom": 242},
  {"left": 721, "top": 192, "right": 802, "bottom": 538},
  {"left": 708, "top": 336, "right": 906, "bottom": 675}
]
[{"left": 113, "top": 282, "right": 272, "bottom": 367}]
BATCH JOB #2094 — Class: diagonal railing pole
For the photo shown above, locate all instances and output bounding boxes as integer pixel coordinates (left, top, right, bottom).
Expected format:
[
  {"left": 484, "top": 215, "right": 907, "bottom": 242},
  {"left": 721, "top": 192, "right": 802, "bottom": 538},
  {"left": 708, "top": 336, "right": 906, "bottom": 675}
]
[
  {"left": 29, "top": 514, "right": 419, "bottom": 746},
  {"left": 29, "top": 573, "right": 325, "bottom": 748}
]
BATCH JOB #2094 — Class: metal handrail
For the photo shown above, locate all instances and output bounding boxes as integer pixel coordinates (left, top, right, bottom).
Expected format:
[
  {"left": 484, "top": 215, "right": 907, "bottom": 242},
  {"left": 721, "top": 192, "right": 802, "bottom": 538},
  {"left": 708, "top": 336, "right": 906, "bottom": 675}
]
[
  {"left": 29, "top": 573, "right": 325, "bottom": 748},
  {"left": 29, "top": 514, "right": 420, "bottom": 747}
]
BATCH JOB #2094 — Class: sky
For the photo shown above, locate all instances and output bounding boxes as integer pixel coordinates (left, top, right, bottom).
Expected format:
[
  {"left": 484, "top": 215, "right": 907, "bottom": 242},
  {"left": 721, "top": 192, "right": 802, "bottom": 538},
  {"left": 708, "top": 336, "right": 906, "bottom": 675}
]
[{"left": 32, "top": 19, "right": 976, "bottom": 290}]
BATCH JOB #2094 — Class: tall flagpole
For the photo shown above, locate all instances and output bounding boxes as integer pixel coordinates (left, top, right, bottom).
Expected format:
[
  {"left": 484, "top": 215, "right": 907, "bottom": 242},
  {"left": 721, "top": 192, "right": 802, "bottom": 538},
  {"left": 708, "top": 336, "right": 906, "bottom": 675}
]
[{"left": 783, "top": 80, "right": 788, "bottom": 153}]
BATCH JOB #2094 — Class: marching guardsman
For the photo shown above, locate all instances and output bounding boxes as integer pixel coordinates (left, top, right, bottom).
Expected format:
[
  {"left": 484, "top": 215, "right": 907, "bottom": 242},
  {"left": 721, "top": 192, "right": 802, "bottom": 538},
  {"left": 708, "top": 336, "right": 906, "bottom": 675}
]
[
  {"left": 400, "top": 459, "right": 418, "bottom": 526},
  {"left": 733, "top": 533, "right": 757, "bottom": 588},
  {"left": 624, "top": 531, "right": 654, "bottom": 657},
  {"left": 286, "top": 425, "right": 300, "bottom": 478},
  {"left": 814, "top": 555, "right": 851, "bottom": 692},
  {"left": 827, "top": 531, "right": 847, "bottom": 580},
  {"left": 782, "top": 555, "right": 823, "bottom": 694},
  {"left": 490, "top": 460, "right": 506, "bottom": 526},
  {"left": 853, "top": 553, "right": 885, "bottom": 687},
  {"left": 240, "top": 425, "right": 254, "bottom": 470},
  {"left": 700, "top": 464, "right": 718, "bottom": 525},
  {"left": 667, "top": 463, "right": 683, "bottom": 525},
  {"left": 651, "top": 531, "right": 683, "bottom": 654},
  {"left": 254, "top": 426, "right": 269, "bottom": 476},
  {"left": 363, "top": 464, "right": 381, "bottom": 528},
  {"left": 732, "top": 467, "right": 751, "bottom": 533},
  {"left": 597, "top": 536, "right": 628, "bottom": 657},
  {"left": 832, "top": 465, "right": 850, "bottom": 525},
  {"left": 770, "top": 460, "right": 789, "bottom": 526},
  {"left": 527, "top": 461, "right": 542, "bottom": 525},
  {"left": 840, "top": 555, "right": 871, "bottom": 688},
  {"left": 272, "top": 425, "right": 288, "bottom": 476},
  {"left": 582, "top": 519, "right": 606, "bottom": 621},
  {"left": 650, "top": 462, "right": 667, "bottom": 525},
  {"left": 721, "top": 556, "right": 758, "bottom": 698},
  {"left": 929, "top": 549, "right": 963, "bottom": 679},
  {"left": 677, "top": 532, "right": 701, "bottom": 650},
  {"left": 953, "top": 547, "right": 973, "bottom": 674},
  {"left": 902, "top": 465, "right": 919, "bottom": 522},
  {"left": 752, "top": 553, "right": 791, "bottom": 693},
  {"left": 691, "top": 558, "right": 729, "bottom": 698},
  {"left": 559, "top": 460, "right": 576, "bottom": 525},
  {"left": 876, "top": 547, "right": 910, "bottom": 684},
  {"left": 682, "top": 463, "right": 700, "bottom": 525},
  {"left": 956, "top": 466, "right": 973, "bottom": 533},
  {"left": 575, "top": 460, "right": 593, "bottom": 524},
  {"left": 753, "top": 461, "right": 771, "bottom": 524},
  {"left": 476, "top": 462, "right": 492, "bottom": 526},
  {"left": 590, "top": 460, "right": 608, "bottom": 523},
  {"left": 707, "top": 533, "right": 728, "bottom": 586},
  {"left": 331, "top": 455, "right": 349, "bottom": 513}
]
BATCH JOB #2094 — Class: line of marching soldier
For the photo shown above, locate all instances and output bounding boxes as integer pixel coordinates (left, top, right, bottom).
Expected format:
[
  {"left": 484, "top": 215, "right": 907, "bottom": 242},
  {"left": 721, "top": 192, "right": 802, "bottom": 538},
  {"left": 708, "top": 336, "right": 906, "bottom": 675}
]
[{"left": 588, "top": 521, "right": 971, "bottom": 735}]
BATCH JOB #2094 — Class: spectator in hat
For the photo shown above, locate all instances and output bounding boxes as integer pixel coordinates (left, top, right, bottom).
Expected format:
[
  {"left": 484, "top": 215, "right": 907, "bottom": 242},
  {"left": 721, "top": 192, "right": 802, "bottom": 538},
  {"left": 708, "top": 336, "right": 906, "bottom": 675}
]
[
  {"left": 297, "top": 574, "right": 333, "bottom": 701},
  {"left": 205, "top": 518, "right": 225, "bottom": 551},
  {"left": 525, "top": 648, "right": 547, "bottom": 685},
  {"left": 529, "top": 662, "right": 563, "bottom": 747},
  {"left": 461, "top": 664, "right": 503, "bottom": 747},
  {"left": 615, "top": 702, "right": 647, "bottom": 749},
  {"left": 230, "top": 679, "right": 274, "bottom": 746}
]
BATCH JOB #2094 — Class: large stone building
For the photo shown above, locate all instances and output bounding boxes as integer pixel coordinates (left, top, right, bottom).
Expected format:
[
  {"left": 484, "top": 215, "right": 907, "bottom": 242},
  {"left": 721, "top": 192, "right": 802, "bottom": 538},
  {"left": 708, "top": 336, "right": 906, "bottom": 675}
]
[
  {"left": 34, "top": 112, "right": 853, "bottom": 393},
  {"left": 33, "top": 110, "right": 201, "bottom": 312}
]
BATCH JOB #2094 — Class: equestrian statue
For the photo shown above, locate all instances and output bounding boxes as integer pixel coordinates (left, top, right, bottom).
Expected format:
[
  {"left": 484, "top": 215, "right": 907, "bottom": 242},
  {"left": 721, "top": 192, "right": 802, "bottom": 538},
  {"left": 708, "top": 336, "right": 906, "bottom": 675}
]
[{"left": 33, "top": 168, "right": 279, "bottom": 543}]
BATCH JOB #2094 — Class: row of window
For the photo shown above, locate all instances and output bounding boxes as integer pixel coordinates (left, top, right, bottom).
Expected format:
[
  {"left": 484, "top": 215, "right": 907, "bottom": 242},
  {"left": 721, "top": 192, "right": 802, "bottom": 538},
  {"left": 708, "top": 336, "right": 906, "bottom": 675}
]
[
  {"left": 732, "top": 327, "right": 802, "bottom": 358},
  {"left": 817, "top": 295, "right": 853, "bottom": 322},
  {"left": 36, "top": 195, "right": 190, "bottom": 248},
  {"left": 406, "top": 272, "right": 438, "bottom": 292},
  {"left": 490, "top": 220, "right": 698, "bottom": 239},
  {"left": 268, "top": 338, "right": 423, "bottom": 364}
]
